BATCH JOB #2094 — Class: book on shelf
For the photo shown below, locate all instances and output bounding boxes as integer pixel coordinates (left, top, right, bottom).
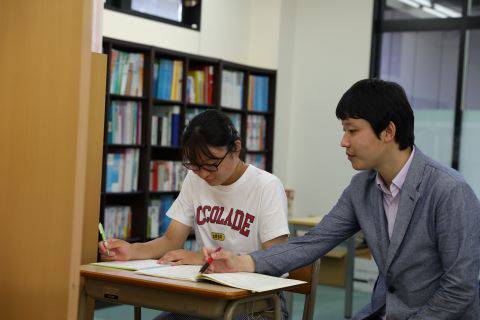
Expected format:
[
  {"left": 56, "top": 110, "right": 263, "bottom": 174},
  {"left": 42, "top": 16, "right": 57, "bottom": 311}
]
[
  {"left": 147, "top": 195, "right": 175, "bottom": 238},
  {"left": 246, "top": 154, "right": 266, "bottom": 170},
  {"left": 225, "top": 113, "right": 242, "bottom": 135},
  {"left": 153, "top": 58, "right": 183, "bottom": 101},
  {"left": 108, "top": 101, "right": 142, "bottom": 145},
  {"left": 186, "top": 66, "right": 214, "bottom": 104},
  {"left": 92, "top": 259, "right": 162, "bottom": 271},
  {"left": 185, "top": 108, "right": 205, "bottom": 126},
  {"left": 151, "top": 106, "right": 181, "bottom": 147},
  {"left": 221, "top": 70, "right": 244, "bottom": 110},
  {"left": 248, "top": 75, "right": 269, "bottom": 112},
  {"left": 149, "top": 161, "right": 187, "bottom": 192},
  {"left": 109, "top": 49, "right": 144, "bottom": 96},
  {"left": 106, "top": 149, "right": 140, "bottom": 192},
  {"left": 104, "top": 206, "right": 132, "bottom": 239},
  {"left": 136, "top": 265, "right": 306, "bottom": 293},
  {"left": 246, "top": 115, "right": 266, "bottom": 151}
]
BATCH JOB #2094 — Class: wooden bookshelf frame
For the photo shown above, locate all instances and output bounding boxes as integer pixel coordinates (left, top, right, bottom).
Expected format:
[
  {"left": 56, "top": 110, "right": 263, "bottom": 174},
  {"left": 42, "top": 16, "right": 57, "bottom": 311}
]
[{"left": 100, "top": 37, "right": 277, "bottom": 242}]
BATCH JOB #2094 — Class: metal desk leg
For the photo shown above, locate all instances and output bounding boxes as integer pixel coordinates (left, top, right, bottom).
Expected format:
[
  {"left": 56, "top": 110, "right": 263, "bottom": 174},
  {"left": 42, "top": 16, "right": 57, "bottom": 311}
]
[
  {"left": 344, "top": 237, "right": 355, "bottom": 319},
  {"left": 134, "top": 306, "right": 141, "bottom": 320},
  {"left": 286, "top": 291, "right": 293, "bottom": 320}
]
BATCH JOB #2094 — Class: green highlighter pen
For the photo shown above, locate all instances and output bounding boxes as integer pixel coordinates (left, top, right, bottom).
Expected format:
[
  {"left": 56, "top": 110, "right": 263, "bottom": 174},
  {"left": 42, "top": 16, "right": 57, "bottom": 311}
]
[{"left": 98, "top": 222, "right": 110, "bottom": 256}]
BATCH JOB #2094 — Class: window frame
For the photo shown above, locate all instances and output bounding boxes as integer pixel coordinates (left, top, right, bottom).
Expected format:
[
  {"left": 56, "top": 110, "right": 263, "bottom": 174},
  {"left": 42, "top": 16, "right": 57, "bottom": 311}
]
[
  {"left": 370, "top": 0, "right": 480, "bottom": 169},
  {"left": 105, "top": 0, "right": 202, "bottom": 31}
]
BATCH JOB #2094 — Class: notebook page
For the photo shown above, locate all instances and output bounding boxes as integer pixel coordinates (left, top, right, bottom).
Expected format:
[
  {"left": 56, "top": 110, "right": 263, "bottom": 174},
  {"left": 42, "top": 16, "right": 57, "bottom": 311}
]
[
  {"left": 91, "top": 259, "right": 166, "bottom": 271},
  {"left": 135, "top": 265, "right": 202, "bottom": 282},
  {"left": 202, "top": 272, "right": 306, "bottom": 292}
]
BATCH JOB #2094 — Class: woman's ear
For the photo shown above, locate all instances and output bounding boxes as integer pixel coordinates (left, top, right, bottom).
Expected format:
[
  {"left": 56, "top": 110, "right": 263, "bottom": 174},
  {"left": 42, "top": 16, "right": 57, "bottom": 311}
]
[{"left": 233, "top": 140, "right": 242, "bottom": 154}]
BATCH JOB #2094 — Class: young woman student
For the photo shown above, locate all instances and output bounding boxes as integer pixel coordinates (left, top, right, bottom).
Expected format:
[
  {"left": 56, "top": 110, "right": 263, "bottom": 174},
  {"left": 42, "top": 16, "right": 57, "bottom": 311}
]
[{"left": 98, "top": 109, "right": 290, "bottom": 319}]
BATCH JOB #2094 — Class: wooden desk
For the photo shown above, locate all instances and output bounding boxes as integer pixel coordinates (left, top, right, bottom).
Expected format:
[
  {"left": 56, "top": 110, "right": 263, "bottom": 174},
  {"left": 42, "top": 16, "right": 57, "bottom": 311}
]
[
  {"left": 78, "top": 265, "right": 283, "bottom": 320},
  {"left": 289, "top": 216, "right": 356, "bottom": 319}
]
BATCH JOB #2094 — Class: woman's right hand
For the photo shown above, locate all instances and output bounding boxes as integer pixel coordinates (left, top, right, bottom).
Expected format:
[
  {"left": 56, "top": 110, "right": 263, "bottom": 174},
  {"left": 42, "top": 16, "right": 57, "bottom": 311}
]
[{"left": 98, "top": 238, "right": 133, "bottom": 261}]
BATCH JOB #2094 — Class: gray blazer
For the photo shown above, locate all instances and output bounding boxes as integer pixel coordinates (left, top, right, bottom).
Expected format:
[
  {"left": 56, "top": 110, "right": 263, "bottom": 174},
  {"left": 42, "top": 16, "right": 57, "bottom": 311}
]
[{"left": 251, "top": 148, "right": 480, "bottom": 319}]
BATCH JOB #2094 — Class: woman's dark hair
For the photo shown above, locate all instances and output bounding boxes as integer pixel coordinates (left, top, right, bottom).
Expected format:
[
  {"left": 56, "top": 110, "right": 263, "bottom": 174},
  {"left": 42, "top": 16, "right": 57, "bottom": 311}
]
[
  {"left": 182, "top": 109, "right": 240, "bottom": 164},
  {"left": 335, "top": 78, "right": 414, "bottom": 150}
]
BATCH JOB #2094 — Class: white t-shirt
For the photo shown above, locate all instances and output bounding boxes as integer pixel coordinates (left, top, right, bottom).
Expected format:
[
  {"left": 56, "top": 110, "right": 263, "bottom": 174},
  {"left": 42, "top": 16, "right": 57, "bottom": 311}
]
[{"left": 166, "top": 165, "right": 290, "bottom": 255}]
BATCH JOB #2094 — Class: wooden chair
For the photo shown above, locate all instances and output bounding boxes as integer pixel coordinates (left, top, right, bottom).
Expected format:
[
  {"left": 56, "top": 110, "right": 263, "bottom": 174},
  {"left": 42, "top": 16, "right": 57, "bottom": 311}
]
[
  {"left": 229, "top": 259, "right": 322, "bottom": 320},
  {"left": 285, "top": 259, "right": 321, "bottom": 320}
]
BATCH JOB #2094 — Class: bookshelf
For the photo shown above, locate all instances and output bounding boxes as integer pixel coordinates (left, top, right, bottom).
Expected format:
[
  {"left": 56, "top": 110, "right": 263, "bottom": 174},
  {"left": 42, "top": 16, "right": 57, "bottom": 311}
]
[{"left": 100, "top": 38, "right": 277, "bottom": 243}]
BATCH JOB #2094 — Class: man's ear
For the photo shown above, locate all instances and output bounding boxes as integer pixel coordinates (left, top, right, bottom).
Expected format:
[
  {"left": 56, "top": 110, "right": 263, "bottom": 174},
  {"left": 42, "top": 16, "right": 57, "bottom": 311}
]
[{"left": 382, "top": 121, "right": 396, "bottom": 143}]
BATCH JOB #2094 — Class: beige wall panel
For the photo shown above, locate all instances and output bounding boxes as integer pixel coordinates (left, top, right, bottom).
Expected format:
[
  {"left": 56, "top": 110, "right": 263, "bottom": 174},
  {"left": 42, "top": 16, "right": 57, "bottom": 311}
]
[
  {"left": 82, "top": 53, "right": 107, "bottom": 265},
  {"left": 0, "top": 1, "right": 92, "bottom": 319}
]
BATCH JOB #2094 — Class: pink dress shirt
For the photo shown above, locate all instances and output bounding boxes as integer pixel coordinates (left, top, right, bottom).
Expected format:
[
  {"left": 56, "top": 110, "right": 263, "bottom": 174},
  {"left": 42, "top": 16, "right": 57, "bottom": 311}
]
[{"left": 376, "top": 147, "right": 415, "bottom": 319}]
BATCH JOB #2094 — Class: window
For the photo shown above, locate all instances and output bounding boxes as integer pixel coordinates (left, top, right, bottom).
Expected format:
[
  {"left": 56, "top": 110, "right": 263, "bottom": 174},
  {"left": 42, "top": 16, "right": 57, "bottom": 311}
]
[
  {"left": 469, "top": 0, "right": 480, "bottom": 15},
  {"left": 384, "top": 0, "right": 463, "bottom": 20},
  {"left": 105, "top": 0, "right": 201, "bottom": 30},
  {"left": 380, "top": 30, "right": 460, "bottom": 166},
  {"left": 459, "top": 30, "right": 480, "bottom": 196},
  {"left": 371, "top": 0, "right": 480, "bottom": 197}
]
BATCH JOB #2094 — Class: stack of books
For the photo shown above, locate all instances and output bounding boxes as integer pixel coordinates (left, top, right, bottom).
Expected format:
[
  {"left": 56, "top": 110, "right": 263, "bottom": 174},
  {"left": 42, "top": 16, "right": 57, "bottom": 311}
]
[
  {"left": 186, "top": 66, "right": 214, "bottom": 104},
  {"left": 221, "top": 70, "right": 244, "bottom": 109},
  {"left": 107, "top": 101, "right": 142, "bottom": 145},
  {"left": 247, "top": 75, "right": 269, "bottom": 112},
  {"left": 105, "top": 149, "right": 140, "bottom": 192},
  {"left": 149, "top": 161, "right": 187, "bottom": 192},
  {"left": 246, "top": 115, "right": 266, "bottom": 151},
  {"left": 151, "top": 106, "right": 181, "bottom": 147},
  {"left": 246, "top": 154, "right": 266, "bottom": 170},
  {"left": 153, "top": 59, "right": 183, "bottom": 101},
  {"left": 226, "top": 113, "right": 242, "bottom": 135},
  {"left": 147, "top": 195, "right": 175, "bottom": 238},
  {"left": 109, "top": 49, "right": 144, "bottom": 96},
  {"left": 104, "top": 206, "right": 132, "bottom": 239}
]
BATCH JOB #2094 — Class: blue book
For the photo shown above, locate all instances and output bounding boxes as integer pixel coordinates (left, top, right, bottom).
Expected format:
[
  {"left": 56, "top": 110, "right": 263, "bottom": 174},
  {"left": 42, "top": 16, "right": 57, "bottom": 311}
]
[
  {"left": 171, "top": 106, "right": 180, "bottom": 147},
  {"left": 258, "top": 77, "right": 264, "bottom": 112},
  {"left": 156, "top": 60, "right": 167, "bottom": 99},
  {"left": 105, "top": 154, "right": 114, "bottom": 191},
  {"left": 164, "top": 60, "right": 174, "bottom": 100},
  {"left": 106, "top": 153, "right": 121, "bottom": 192},
  {"left": 262, "top": 77, "right": 269, "bottom": 112},
  {"left": 254, "top": 76, "right": 260, "bottom": 111}
]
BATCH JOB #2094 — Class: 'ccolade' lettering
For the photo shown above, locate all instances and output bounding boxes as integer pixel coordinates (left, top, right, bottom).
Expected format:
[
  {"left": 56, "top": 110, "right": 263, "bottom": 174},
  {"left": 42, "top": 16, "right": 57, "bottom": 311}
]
[{"left": 196, "top": 205, "right": 254, "bottom": 237}]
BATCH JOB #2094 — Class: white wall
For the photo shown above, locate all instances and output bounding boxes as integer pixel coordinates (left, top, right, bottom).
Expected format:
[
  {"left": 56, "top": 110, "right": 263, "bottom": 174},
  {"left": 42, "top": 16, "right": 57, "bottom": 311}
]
[
  {"left": 103, "top": 0, "right": 281, "bottom": 69},
  {"left": 103, "top": 0, "right": 374, "bottom": 217},
  {"left": 274, "top": 0, "right": 374, "bottom": 216}
]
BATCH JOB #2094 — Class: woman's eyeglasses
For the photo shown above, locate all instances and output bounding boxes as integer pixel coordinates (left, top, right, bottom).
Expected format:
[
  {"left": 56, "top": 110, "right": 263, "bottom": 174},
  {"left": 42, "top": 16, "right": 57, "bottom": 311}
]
[{"left": 182, "top": 151, "right": 229, "bottom": 172}]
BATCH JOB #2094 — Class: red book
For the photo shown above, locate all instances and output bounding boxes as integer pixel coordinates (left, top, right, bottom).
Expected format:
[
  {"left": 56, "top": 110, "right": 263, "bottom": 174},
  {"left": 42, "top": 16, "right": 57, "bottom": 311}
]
[{"left": 152, "top": 161, "right": 158, "bottom": 192}]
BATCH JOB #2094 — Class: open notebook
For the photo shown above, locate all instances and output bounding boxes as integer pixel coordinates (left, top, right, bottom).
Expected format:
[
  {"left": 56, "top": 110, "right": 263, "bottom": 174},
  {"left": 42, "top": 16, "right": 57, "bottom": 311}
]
[
  {"left": 135, "top": 265, "right": 306, "bottom": 293},
  {"left": 91, "top": 259, "right": 168, "bottom": 271}
]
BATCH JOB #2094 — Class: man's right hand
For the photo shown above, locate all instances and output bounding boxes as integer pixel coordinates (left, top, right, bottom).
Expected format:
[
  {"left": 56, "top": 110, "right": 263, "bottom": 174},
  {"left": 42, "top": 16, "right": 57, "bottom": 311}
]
[
  {"left": 98, "top": 238, "right": 133, "bottom": 261},
  {"left": 201, "top": 247, "right": 256, "bottom": 273}
]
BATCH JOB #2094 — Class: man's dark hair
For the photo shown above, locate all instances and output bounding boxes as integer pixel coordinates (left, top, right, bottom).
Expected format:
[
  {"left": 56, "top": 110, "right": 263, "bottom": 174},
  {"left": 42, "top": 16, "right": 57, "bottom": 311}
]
[
  {"left": 336, "top": 79, "right": 414, "bottom": 150},
  {"left": 182, "top": 109, "right": 240, "bottom": 164}
]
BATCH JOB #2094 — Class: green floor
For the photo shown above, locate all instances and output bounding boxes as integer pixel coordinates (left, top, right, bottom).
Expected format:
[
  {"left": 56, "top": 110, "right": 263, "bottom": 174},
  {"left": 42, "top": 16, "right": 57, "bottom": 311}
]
[{"left": 94, "top": 285, "right": 371, "bottom": 320}]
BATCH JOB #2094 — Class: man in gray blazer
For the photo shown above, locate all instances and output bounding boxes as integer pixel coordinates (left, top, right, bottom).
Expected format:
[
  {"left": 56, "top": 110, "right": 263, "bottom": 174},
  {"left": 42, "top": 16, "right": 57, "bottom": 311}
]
[{"left": 204, "top": 79, "right": 480, "bottom": 319}]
